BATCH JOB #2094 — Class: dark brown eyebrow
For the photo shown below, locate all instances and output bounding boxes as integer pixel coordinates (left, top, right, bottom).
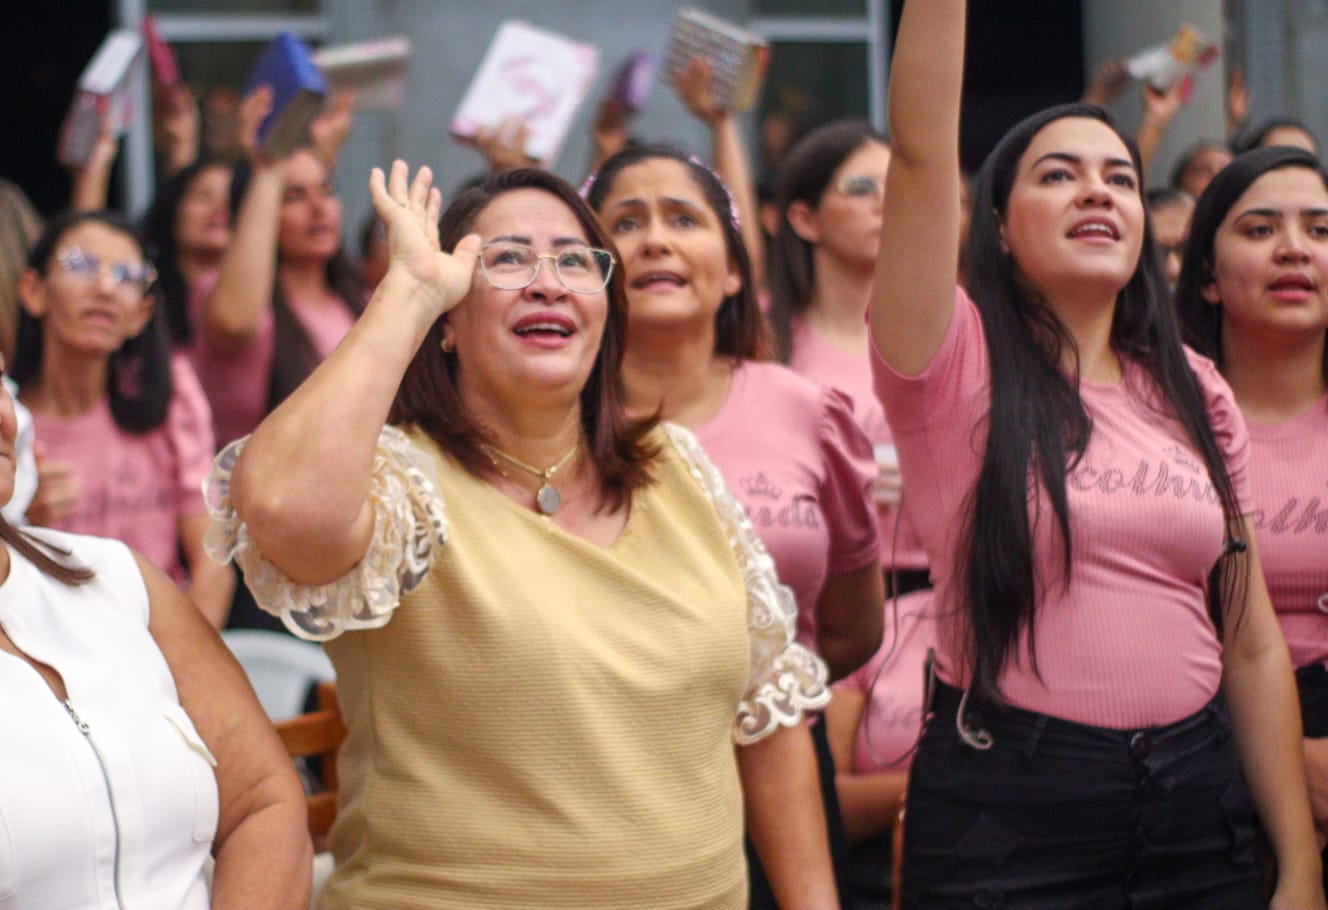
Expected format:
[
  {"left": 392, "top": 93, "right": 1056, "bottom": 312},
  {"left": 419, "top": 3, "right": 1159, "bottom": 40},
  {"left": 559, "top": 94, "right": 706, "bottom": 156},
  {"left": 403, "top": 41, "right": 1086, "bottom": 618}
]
[
  {"left": 1234, "top": 206, "right": 1328, "bottom": 221},
  {"left": 1031, "top": 151, "right": 1136, "bottom": 172},
  {"left": 488, "top": 234, "right": 591, "bottom": 248}
]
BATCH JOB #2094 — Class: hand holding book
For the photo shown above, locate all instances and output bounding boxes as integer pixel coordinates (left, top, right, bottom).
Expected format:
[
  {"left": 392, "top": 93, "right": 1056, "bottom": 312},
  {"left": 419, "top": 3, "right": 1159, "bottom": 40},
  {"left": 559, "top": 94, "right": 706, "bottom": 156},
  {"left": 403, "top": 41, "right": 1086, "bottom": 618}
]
[{"left": 673, "top": 56, "right": 726, "bottom": 125}]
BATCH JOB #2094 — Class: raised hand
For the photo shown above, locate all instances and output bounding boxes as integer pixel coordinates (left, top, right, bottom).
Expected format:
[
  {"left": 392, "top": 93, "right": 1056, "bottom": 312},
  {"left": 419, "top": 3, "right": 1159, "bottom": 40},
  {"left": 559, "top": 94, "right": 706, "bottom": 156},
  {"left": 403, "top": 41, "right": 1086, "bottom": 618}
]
[
  {"left": 235, "top": 86, "right": 276, "bottom": 166},
  {"left": 473, "top": 117, "right": 539, "bottom": 172},
  {"left": 1082, "top": 58, "right": 1129, "bottom": 107},
  {"left": 154, "top": 83, "right": 200, "bottom": 177},
  {"left": 310, "top": 90, "right": 355, "bottom": 171},
  {"left": 368, "top": 160, "right": 479, "bottom": 319},
  {"left": 674, "top": 56, "right": 725, "bottom": 126}
]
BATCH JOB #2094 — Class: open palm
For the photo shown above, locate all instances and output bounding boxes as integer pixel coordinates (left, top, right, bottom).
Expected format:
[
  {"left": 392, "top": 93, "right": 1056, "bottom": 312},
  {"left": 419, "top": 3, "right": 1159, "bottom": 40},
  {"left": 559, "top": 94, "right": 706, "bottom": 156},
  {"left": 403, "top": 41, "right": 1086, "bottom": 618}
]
[{"left": 368, "top": 160, "right": 479, "bottom": 319}]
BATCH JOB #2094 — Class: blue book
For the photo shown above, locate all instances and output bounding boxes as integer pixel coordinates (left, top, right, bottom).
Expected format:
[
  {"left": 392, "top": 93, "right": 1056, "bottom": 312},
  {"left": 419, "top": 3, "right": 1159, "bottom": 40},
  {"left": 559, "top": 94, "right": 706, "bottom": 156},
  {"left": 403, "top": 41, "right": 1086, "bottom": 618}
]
[{"left": 245, "top": 32, "right": 327, "bottom": 158}]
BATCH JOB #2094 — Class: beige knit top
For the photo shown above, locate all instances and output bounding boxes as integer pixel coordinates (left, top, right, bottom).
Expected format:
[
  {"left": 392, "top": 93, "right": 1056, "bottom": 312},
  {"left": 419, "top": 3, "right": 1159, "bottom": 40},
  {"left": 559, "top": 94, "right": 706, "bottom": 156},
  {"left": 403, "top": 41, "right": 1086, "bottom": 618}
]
[{"left": 206, "top": 423, "right": 829, "bottom": 910}]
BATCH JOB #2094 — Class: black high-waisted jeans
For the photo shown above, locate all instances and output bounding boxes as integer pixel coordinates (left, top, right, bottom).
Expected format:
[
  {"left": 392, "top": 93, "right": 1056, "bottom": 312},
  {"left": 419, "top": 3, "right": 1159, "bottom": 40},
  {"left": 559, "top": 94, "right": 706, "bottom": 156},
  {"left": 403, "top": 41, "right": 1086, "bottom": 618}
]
[{"left": 901, "top": 682, "right": 1261, "bottom": 909}]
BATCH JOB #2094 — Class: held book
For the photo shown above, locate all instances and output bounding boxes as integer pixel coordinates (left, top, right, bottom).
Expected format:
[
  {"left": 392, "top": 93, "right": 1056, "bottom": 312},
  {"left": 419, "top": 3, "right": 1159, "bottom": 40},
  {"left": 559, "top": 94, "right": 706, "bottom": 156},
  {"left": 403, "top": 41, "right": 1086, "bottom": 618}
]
[
  {"left": 56, "top": 29, "right": 144, "bottom": 168},
  {"left": 314, "top": 36, "right": 413, "bottom": 111},
  {"left": 661, "top": 7, "right": 770, "bottom": 113},
  {"left": 450, "top": 20, "right": 599, "bottom": 165},
  {"left": 607, "top": 51, "right": 654, "bottom": 114},
  {"left": 1127, "top": 24, "right": 1219, "bottom": 93},
  {"left": 142, "top": 15, "right": 180, "bottom": 88},
  {"left": 244, "top": 32, "right": 327, "bottom": 159}
]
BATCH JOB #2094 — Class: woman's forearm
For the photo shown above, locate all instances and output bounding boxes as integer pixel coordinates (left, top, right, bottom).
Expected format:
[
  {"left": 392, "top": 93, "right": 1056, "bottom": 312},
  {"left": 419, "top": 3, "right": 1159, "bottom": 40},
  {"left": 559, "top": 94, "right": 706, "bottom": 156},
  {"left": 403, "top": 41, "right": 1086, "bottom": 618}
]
[
  {"left": 738, "top": 723, "right": 840, "bottom": 910},
  {"left": 201, "top": 163, "right": 284, "bottom": 353},
  {"left": 231, "top": 269, "right": 441, "bottom": 584},
  {"left": 872, "top": 0, "right": 966, "bottom": 374},
  {"left": 210, "top": 797, "right": 312, "bottom": 909},
  {"left": 836, "top": 770, "right": 908, "bottom": 844}
]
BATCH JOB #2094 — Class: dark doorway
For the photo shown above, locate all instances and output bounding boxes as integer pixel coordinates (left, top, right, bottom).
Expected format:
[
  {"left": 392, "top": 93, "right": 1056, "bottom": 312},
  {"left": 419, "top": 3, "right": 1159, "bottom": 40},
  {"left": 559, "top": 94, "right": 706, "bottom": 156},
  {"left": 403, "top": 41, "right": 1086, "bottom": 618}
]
[
  {"left": 891, "top": 1, "right": 1086, "bottom": 173},
  {"left": 3, "top": 2, "right": 116, "bottom": 215}
]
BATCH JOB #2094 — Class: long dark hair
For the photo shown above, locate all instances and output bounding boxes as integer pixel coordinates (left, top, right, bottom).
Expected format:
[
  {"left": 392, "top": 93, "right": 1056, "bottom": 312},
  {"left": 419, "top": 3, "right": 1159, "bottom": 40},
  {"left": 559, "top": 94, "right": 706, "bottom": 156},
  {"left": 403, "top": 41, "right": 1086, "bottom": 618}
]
[
  {"left": 768, "top": 119, "right": 888, "bottom": 361},
  {"left": 1233, "top": 117, "right": 1319, "bottom": 155},
  {"left": 13, "top": 211, "right": 173, "bottom": 434},
  {"left": 1176, "top": 145, "right": 1328, "bottom": 385},
  {"left": 140, "top": 159, "right": 232, "bottom": 346},
  {"left": 228, "top": 156, "right": 366, "bottom": 414},
  {"left": 390, "top": 168, "right": 657, "bottom": 512},
  {"left": 961, "top": 103, "right": 1248, "bottom": 704},
  {"left": 584, "top": 144, "right": 768, "bottom": 360}
]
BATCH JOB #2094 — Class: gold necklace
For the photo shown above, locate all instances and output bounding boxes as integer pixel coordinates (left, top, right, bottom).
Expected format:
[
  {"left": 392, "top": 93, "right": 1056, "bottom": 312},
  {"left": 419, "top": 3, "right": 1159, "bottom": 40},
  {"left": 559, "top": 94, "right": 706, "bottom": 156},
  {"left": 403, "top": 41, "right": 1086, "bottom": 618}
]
[{"left": 483, "top": 441, "right": 580, "bottom": 516}]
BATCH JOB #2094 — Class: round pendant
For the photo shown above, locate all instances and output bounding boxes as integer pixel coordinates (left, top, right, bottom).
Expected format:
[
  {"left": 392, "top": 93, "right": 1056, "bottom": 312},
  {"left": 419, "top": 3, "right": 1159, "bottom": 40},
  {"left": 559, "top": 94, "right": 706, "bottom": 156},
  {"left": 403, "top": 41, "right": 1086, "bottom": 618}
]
[{"left": 536, "top": 483, "right": 561, "bottom": 516}]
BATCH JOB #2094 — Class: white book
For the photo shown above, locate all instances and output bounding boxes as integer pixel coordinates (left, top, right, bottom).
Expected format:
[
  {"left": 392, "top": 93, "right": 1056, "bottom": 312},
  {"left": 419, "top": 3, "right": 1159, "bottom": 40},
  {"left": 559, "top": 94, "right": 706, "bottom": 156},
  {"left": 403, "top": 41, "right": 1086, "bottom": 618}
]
[
  {"left": 57, "top": 30, "right": 144, "bottom": 168},
  {"left": 450, "top": 21, "right": 599, "bottom": 165},
  {"left": 314, "top": 37, "right": 413, "bottom": 112}
]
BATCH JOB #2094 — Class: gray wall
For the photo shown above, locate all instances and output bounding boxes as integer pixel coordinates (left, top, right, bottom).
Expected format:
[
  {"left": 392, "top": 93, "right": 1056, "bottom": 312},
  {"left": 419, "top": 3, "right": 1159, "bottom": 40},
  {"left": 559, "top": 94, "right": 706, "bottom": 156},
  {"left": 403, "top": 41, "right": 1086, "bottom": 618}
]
[
  {"left": 326, "top": 0, "right": 750, "bottom": 245},
  {"left": 1082, "top": 0, "right": 1227, "bottom": 188},
  {"left": 1235, "top": 0, "right": 1328, "bottom": 150}
]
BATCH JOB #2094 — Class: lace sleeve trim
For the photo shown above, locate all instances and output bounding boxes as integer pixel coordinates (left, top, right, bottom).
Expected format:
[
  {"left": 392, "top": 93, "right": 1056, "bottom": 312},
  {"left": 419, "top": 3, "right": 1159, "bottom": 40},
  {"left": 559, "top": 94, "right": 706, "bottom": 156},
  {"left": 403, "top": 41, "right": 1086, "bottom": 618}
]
[
  {"left": 203, "top": 425, "right": 448, "bottom": 642},
  {"left": 663, "top": 423, "right": 830, "bottom": 745}
]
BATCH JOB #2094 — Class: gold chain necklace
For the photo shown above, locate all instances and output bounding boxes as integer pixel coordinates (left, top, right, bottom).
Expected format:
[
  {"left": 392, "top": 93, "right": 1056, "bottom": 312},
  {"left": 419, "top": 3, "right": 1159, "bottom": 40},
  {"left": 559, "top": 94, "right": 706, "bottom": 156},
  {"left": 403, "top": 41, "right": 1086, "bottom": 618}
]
[{"left": 484, "top": 441, "right": 580, "bottom": 516}]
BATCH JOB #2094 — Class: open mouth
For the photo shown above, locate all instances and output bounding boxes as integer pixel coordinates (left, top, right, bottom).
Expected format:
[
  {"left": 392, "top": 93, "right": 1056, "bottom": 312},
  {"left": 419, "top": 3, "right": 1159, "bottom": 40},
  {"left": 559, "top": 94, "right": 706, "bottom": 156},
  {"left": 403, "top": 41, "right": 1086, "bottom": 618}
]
[
  {"left": 1067, "top": 218, "right": 1120, "bottom": 241},
  {"left": 512, "top": 314, "right": 575, "bottom": 339},
  {"left": 630, "top": 270, "right": 686, "bottom": 290}
]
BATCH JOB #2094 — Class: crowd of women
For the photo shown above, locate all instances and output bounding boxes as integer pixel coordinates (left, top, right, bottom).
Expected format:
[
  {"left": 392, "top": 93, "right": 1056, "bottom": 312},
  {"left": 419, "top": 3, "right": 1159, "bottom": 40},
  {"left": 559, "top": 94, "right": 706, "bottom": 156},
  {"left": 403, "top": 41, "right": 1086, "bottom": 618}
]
[{"left": 1, "top": 2, "right": 1327, "bottom": 907}]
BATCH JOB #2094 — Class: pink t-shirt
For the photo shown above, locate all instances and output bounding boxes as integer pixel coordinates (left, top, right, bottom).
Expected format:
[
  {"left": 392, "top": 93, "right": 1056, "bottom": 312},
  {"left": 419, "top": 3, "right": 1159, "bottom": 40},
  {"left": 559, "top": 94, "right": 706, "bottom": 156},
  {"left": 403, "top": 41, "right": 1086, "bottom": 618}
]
[
  {"left": 695, "top": 360, "right": 880, "bottom": 651},
  {"left": 790, "top": 318, "right": 928, "bottom": 571},
  {"left": 1245, "top": 394, "right": 1328, "bottom": 668},
  {"left": 188, "top": 270, "right": 356, "bottom": 448},
  {"left": 871, "top": 289, "right": 1252, "bottom": 728},
  {"left": 29, "top": 355, "right": 214, "bottom": 584},
  {"left": 835, "top": 589, "right": 937, "bottom": 773}
]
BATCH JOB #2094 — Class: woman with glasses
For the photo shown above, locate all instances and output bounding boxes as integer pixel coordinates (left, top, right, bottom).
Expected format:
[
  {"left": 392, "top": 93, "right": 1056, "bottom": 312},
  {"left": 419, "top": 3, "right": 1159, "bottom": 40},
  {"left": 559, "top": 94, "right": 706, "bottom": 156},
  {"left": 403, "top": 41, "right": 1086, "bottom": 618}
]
[
  {"left": 870, "top": 0, "right": 1322, "bottom": 905},
  {"left": 13, "top": 211, "right": 232, "bottom": 628},
  {"left": 769, "top": 121, "right": 931, "bottom": 602},
  {"left": 208, "top": 161, "right": 836, "bottom": 909},
  {"left": 584, "top": 144, "right": 883, "bottom": 910}
]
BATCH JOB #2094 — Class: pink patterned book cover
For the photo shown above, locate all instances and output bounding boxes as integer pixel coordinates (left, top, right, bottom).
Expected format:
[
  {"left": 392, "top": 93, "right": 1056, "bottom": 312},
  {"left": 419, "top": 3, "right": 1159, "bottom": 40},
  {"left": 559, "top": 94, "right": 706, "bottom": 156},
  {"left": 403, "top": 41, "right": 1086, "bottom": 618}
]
[{"left": 451, "top": 21, "right": 599, "bottom": 165}]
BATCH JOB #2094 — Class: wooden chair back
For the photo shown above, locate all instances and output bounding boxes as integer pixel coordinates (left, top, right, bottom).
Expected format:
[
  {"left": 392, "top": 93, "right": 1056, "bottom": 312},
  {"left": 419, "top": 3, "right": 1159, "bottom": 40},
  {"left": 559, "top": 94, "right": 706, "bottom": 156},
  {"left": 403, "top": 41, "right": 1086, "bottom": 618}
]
[
  {"left": 892, "top": 799, "right": 906, "bottom": 910},
  {"left": 275, "top": 680, "right": 347, "bottom": 840}
]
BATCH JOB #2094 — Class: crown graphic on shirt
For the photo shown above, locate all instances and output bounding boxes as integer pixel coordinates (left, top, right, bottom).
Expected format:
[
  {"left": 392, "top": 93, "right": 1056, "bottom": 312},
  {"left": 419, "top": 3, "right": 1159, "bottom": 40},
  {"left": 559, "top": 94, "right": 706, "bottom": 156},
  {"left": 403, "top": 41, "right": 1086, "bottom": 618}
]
[{"left": 740, "top": 473, "right": 781, "bottom": 500}]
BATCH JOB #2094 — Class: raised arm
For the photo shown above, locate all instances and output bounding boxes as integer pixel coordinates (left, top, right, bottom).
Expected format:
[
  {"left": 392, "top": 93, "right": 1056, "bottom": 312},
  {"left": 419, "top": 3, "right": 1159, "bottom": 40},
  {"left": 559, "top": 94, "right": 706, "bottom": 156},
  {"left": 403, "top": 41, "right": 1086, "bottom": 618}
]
[
  {"left": 229, "top": 161, "right": 477, "bottom": 585},
  {"left": 198, "top": 88, "right": 283, "bottom": 354},
  {"left": 675, "top": 57, "right": 767, "bottom": 298},
  {"left": 871, "top": 0, "right": 966, "bottom": 374},
  {"left": 68, "top": 128, "right": 119, "bottom": 213}
]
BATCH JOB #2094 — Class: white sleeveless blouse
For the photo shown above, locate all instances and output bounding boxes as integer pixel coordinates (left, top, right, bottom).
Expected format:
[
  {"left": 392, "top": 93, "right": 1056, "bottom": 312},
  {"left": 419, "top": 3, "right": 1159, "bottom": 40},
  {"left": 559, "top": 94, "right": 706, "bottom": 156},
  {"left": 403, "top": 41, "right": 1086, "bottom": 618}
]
[{"left": 0, "top": 529, "right": 217, "bottom": 910}]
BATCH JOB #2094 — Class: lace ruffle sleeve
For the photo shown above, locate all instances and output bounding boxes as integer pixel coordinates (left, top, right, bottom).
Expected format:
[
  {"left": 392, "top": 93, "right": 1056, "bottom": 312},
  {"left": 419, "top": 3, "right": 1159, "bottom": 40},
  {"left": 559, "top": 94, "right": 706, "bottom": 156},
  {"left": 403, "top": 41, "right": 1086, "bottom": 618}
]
[
  {"left": 663, "top": 423, "right": 830, "bottom": 745},
  {"left": 203, "top": 425, "right": 447, "bottom": 641}
]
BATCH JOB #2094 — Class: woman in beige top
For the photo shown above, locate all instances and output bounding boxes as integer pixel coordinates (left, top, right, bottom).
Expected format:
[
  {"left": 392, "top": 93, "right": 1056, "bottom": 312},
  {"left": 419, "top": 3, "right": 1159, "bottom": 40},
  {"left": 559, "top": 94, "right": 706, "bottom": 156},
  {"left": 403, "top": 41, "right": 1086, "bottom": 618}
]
[{"left": 205, "top": 161, "right": 837, "bottom": 909}]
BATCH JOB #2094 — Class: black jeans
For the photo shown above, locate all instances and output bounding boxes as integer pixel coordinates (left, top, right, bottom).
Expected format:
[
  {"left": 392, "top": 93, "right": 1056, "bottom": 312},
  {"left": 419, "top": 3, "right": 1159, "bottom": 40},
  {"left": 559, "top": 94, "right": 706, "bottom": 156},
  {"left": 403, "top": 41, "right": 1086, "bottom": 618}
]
[
  {"left": 1295, "top": 663, "right": 1328, "bottom": 894},
  {"left": 901, "top": 682, "right": 1261, "bottom": 909}
]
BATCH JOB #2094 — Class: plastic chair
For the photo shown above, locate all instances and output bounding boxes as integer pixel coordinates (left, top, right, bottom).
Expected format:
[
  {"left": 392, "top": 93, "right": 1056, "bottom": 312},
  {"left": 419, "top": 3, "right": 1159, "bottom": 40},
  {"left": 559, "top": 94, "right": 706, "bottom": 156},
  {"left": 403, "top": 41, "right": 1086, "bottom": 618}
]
[{"left": 220, "top": 629, "right": 335, "bottom": 720}]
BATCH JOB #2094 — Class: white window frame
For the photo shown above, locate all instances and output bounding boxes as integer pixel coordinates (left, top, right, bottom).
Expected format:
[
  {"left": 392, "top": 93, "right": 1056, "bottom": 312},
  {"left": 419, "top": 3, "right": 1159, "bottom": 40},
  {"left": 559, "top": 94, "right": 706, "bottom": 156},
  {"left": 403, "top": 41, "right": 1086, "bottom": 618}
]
[
  {"left": 749, "top": 0, "right": 891, "bottom": 131},
  {"left": 113, "top": 0, "right": 328, "bottom": 213}
]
